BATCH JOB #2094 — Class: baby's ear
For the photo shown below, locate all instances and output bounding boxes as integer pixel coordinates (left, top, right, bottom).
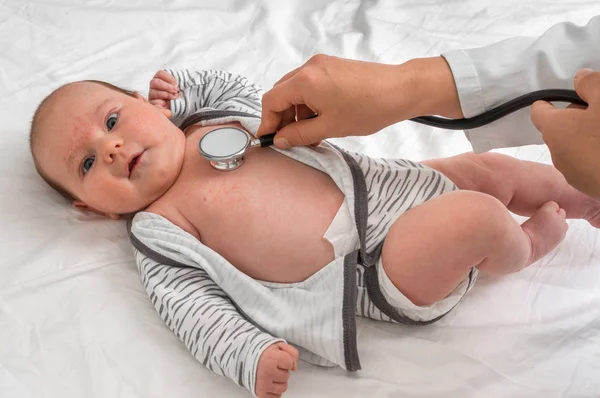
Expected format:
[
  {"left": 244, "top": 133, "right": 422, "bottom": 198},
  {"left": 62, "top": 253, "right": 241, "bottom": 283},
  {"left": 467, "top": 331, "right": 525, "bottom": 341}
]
[{"left": 73, "top": 200, "right": 120, "bottom": 220}]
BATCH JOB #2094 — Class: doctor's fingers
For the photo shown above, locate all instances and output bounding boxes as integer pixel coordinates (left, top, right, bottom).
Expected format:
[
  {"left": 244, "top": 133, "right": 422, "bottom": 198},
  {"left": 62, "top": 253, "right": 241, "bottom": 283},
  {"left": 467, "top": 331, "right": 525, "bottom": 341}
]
[
  {"left": 273, "top": 54, "right": 333, "bottom": 86},
  {"left": 531, "top": 101, "right": 582, "bottom": 138},
  {"left": 272, "top": 108, "right": 297, "bottom": 134},
  {"left": 274, "top": 66, "right": 302, "bottom": 86},
  {"left": 274, "top": 115, "right": 335, "bottom": 148},
  {"left": 574, "top": 68, "right": 600, "bottom": 105},
  {"left": 296, "top": 104, "right": 316, "bottom": 120},
  {"left": 269, "top": 105, "right": 320, "bottom": 144},
  {"left": 531, "top": 102, "right": 588, "bottom": 161},
  {"left": 258, "top": 77, "right": 310, "bottom": 136}
]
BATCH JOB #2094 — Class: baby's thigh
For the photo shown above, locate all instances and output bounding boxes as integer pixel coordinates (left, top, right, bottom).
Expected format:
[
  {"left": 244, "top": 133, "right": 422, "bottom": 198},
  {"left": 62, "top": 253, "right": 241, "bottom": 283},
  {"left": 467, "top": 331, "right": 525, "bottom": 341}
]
[
  {"left": 380, "top": 189, "right": 514, "bottom": 306},
  {"left": 422, "top": 152, "right": 520, "bottom": 206}
]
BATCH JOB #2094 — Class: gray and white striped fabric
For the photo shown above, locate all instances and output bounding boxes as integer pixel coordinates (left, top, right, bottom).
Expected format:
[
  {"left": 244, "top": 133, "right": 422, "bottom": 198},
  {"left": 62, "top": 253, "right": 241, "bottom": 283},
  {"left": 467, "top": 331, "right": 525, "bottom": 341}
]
[
  {"left": 342, "top": 153, "right": 463, "bottom": 322},
  {"left": 166, "top": 68, "right": 264, "bottom": 132},
  {"left": 132, "top": 245, "right": 282, "bottom": 396}
]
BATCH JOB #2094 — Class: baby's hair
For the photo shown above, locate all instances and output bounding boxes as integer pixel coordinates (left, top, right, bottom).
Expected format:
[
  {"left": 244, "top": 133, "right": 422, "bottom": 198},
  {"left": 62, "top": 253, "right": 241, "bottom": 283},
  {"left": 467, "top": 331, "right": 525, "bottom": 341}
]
[{"left": 29, "top": 80, "right": 137, "bottom": 202}]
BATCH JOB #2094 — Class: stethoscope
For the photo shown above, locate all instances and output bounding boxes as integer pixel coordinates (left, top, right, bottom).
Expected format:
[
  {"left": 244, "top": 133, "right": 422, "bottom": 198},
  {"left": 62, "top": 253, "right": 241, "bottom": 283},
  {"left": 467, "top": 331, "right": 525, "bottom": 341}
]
[
  {"left": 198, "top": 126, "right": 278, "bottom": 171},
  {"left": 196, "top": 89, "right": 586, "bottom": 171}
]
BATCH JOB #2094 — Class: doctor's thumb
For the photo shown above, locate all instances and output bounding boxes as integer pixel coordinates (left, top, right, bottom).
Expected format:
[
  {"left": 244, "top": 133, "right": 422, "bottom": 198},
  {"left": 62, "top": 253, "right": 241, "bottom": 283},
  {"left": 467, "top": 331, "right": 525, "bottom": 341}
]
[
  {"left": 574, "top": 68, "right": 600, "bottom": 104},
  {"left": 531, "top": 100, "right": 558, "bottom": 133},
  {"left": 273, "top": 118, "right": 323, "bottom": 149}
]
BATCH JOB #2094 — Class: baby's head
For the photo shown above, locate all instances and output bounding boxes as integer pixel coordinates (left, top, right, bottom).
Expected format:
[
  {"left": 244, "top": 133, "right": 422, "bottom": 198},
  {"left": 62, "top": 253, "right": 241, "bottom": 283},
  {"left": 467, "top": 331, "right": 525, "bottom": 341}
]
[{"left": 30, "top": 80, "right": 186, "bottom": 219}]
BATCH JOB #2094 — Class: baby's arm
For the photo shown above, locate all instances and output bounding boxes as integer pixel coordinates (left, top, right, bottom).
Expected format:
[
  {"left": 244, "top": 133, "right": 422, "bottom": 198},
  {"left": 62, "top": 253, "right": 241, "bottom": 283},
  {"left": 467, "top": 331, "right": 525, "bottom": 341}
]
[
  {"left": 148, "top": 68, "right": 263, "bottom": 127},
  {"left": 134, "top": 248, "right": 297, "bottom": 397}
]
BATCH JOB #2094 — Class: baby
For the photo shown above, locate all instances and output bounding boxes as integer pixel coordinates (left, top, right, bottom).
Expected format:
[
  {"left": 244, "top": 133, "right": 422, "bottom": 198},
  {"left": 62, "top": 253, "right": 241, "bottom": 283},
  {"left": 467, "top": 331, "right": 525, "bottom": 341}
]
[{"left": 30, "top": 68, "right": 600, "bottom": 398}]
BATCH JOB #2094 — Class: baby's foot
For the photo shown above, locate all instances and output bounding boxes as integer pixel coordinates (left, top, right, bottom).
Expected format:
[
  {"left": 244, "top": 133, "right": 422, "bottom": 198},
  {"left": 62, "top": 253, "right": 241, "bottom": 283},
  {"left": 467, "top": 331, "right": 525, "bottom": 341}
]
[{"left": 521, "top": 201, "right": 568, "bottom": 264}]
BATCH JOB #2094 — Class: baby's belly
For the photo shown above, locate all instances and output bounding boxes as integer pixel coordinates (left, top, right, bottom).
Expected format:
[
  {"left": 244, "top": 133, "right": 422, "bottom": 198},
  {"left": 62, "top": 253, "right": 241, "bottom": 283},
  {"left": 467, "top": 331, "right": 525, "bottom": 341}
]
[{"left": 177, "top": 141, "right": 345, "bottom": 283}]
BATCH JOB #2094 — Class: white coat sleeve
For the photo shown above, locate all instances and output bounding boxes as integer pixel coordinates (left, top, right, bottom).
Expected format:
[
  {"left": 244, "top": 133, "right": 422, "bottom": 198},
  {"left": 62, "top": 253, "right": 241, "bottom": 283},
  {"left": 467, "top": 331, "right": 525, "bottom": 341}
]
[{"left": 441, "top": 16, "right": 600, "bottom": 152}]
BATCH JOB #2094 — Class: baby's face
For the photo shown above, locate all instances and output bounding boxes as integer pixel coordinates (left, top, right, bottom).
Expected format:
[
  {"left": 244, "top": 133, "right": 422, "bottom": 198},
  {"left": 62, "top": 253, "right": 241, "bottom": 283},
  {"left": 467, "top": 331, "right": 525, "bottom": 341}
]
[{"left": 36, "top": 82, "right": 186, "bottom": 216}]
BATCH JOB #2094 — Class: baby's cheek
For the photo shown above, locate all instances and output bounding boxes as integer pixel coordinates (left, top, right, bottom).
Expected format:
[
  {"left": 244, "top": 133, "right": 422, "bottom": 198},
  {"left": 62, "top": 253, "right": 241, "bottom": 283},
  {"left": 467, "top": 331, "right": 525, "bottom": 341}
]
[{"left": 87, "top": 178, "right": 132, "bottom": 212}]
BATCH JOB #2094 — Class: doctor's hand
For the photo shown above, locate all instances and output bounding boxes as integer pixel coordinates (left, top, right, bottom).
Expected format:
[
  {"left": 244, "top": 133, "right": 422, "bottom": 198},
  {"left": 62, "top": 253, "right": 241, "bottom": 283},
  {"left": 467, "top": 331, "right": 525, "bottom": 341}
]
[
  {"left": 257, "top": 54, "right": 463, "bottom": 148},
  {"left": 532, "top": 68, "right": 600, "bottom": 199}
]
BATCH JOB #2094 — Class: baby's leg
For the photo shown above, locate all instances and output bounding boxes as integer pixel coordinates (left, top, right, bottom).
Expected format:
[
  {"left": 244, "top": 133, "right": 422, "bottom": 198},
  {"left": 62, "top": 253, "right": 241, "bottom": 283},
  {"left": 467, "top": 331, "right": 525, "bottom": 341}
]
[
  {"left": 381, "top": 190, "right": 567, "bottom": 306},
  {"left": 422, "top": 152, "right": 600, "bottom": 227}
]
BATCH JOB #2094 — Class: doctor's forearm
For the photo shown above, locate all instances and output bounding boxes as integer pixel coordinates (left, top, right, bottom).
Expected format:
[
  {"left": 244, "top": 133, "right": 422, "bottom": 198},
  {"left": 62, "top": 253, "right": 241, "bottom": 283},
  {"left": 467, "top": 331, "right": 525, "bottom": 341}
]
[{"left": 401, "top": 57, "right": 465, "bottom": 120}]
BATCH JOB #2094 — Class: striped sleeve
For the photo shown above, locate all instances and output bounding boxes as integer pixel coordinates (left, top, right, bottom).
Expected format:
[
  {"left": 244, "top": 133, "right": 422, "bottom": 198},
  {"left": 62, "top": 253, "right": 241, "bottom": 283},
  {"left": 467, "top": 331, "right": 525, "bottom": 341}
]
[
  {"left": 165, "top": 68, "right": 263, "bottom": 122},
  {"left": 133, "top": 248, "right": 283, "bottom": 397}
]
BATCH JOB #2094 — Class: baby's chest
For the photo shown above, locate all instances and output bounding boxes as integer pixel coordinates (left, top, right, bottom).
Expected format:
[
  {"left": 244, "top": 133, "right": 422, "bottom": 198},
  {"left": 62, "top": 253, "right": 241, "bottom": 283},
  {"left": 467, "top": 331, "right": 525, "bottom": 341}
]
[
  {"left": 174, "top": 172, "right": 274, "bottom": 221},
  {"left": 175, "top": 149, "right": 336, "bottom": 231}
]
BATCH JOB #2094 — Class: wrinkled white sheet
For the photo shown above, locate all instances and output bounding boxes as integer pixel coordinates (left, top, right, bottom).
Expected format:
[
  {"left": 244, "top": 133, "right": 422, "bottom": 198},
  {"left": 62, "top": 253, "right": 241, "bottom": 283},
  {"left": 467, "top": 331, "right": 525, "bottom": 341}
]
[{"left": 1, "top": 1, "right": 600, "bottom": 397}]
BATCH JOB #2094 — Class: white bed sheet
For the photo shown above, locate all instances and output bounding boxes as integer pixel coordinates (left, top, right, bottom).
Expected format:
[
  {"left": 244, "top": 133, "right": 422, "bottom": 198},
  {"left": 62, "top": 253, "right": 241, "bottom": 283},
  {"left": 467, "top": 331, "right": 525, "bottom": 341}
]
[{"left": 1, "top": 1, "right": 600, "bottom": 397}]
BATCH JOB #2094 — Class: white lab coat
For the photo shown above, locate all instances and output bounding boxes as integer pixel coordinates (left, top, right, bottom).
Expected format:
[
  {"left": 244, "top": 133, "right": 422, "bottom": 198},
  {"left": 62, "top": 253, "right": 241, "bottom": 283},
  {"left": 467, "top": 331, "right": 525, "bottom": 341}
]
[{"left": 442, "top": 16, "right": 600, "bottom": 152}]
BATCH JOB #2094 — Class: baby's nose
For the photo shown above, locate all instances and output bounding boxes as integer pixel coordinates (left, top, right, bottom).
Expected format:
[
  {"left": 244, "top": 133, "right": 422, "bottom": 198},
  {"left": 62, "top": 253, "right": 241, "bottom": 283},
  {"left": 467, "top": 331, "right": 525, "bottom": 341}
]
[{"left": 101, "top": 136, "right": 125, "bottom": 164}]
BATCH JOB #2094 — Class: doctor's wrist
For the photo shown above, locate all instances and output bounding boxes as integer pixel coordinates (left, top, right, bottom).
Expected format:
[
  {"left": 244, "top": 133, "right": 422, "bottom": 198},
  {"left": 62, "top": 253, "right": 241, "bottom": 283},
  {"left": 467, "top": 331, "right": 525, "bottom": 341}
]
[{"left": 401, "top": 56, "right": 464, "bottom": 120}]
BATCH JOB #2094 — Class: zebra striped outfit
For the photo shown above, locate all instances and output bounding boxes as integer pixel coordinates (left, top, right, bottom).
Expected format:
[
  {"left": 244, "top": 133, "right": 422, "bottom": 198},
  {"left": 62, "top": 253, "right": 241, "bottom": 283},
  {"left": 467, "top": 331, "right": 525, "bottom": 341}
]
[{"left": 128, "top": 69, "right": 476, "bottom": 397}]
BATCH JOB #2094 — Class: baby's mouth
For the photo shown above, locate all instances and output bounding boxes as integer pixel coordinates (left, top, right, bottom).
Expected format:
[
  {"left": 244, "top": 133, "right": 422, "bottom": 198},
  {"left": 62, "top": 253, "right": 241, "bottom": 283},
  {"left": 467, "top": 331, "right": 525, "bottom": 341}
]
[{"left": 128, "top": 153, "right": 143, "bottom": 176}]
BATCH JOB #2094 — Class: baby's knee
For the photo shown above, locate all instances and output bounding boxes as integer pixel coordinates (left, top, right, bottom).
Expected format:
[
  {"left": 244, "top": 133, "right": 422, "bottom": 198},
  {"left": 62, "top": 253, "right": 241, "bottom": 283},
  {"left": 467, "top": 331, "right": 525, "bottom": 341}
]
[
  {"left": 446, "top": 190, "right": 512, "bottom": 243},
  {"left": 446, "top": 190, "right": 506, "bottom": 216}
]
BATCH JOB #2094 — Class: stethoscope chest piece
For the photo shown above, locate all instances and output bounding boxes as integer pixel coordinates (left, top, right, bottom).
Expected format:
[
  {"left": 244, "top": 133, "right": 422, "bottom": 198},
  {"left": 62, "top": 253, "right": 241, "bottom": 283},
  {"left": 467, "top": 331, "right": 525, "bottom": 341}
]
[
  {"left": 198, "top": 126, "right": 277, "bottom": 171},
  {"left": 196, "top": 115, "right": 313, "bottom": 171},
  {"left": 198, "top": 127, "right": 252, "bottom": 171}
]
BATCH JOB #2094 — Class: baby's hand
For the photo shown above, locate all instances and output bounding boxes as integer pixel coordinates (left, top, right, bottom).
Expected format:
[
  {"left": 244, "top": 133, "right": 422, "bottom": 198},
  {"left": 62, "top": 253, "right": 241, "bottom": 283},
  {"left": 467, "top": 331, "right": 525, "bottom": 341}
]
[
  {"left": 255, "top": 342, "right": 298, "bottom": 398},
  {"left": 148, "top": 70, "right": 179, "bottom": 110}
]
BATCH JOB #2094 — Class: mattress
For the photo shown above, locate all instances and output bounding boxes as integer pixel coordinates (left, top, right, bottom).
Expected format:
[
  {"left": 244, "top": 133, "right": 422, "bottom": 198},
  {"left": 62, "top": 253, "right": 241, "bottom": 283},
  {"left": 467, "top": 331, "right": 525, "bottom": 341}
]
[{"left": 1, "top": 0, "right": 599, "bottom": 397}]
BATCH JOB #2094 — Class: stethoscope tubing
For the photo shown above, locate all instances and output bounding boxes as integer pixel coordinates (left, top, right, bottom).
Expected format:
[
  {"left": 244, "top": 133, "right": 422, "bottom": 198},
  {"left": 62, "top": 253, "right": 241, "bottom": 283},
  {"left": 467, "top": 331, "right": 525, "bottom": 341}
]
[{"left": 410, "top": 89, "right": 586, "bottom": 130}]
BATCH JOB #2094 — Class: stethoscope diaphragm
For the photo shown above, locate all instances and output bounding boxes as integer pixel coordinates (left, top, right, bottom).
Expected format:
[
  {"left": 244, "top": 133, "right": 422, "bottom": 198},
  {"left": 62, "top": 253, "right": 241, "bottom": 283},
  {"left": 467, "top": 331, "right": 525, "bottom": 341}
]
[{"left": 198, "top": 127, "right": 275, "bottom": 171}]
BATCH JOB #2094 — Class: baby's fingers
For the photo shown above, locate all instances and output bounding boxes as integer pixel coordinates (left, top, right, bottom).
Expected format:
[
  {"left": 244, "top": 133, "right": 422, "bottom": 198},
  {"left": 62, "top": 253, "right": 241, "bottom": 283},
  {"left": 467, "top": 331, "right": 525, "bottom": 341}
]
[
  {"left": 275, "top": 343, "right": 298, "bottom": 370},
  {"left": 271, "top": 368, "right": 290, "bottom": 383},
  {"left": 149, "top": 88, "right": 178, "bottom": 101},
  {"left": 150, "top": 77, "right": 179, "bottom": 95},
  {"left": 269, "top": 382, "right": 288, "bottom": 395},
  {"left": 276, "top": 352, "right": 295, "bottom": 371},
  {"left": 153, "top": 70, "right": 178, "bottom": 85}
]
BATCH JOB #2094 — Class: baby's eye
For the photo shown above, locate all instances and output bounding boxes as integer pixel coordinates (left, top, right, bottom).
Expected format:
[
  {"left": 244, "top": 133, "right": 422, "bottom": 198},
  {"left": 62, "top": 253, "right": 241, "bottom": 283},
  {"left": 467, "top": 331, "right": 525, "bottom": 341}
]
[
  {"left": 106, "top": 113, "right": 118, "bottom": 131},
  {"left": 82, "top": 156, "right": 95, "bottom": 174}
]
